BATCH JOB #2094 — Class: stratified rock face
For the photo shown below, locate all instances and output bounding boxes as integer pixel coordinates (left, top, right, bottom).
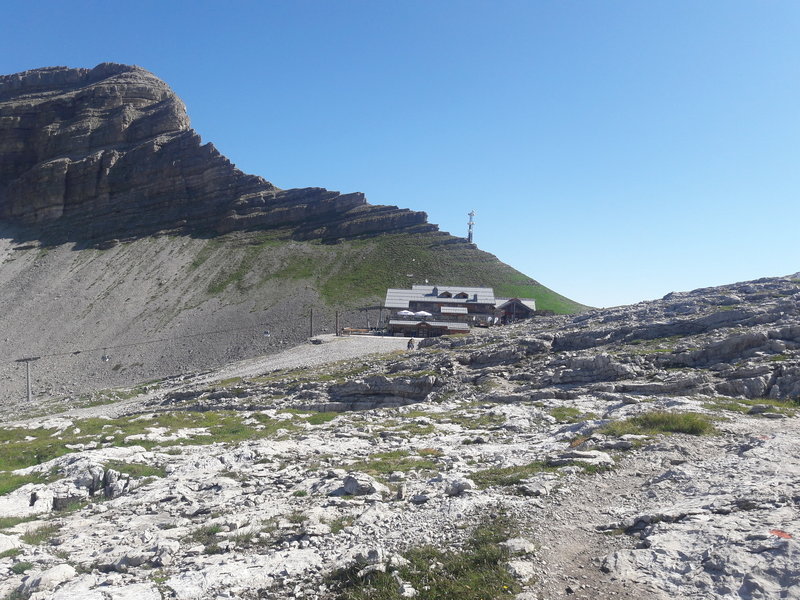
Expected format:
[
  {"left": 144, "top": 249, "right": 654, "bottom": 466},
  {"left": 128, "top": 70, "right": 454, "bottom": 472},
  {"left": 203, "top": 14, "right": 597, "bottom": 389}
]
[{"left": 0, "top": 63, "right": 432, "bottom": 242}]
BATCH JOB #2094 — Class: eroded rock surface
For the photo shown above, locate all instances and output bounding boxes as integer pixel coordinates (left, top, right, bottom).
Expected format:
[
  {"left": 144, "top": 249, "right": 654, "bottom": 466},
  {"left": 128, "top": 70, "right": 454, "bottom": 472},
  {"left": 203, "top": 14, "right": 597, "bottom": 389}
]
[{"left": 0, "top": 274, "right": 798, "bottom": 599}]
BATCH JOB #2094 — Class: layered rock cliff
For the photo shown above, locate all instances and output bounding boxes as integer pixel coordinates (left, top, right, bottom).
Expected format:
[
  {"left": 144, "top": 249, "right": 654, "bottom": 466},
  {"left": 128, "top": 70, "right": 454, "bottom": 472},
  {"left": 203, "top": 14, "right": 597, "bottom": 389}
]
[{"left": 0, "top": 63, "right": 432, "bottom": 243}]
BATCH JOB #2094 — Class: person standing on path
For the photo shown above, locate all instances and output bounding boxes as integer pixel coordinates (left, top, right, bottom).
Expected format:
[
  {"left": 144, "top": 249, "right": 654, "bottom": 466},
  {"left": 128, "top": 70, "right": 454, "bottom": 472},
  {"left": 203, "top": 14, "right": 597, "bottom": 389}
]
[{"left": 407, "top": 338, "right": 415, "bottom": 351}]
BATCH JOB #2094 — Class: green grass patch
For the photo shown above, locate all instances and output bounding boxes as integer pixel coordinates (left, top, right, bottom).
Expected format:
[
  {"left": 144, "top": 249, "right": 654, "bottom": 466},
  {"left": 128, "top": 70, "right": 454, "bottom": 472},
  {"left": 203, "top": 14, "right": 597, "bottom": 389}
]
[
  {"left": 274, "top": 254, "right": 317, "bottom": 280},
  {"left": 0, "top": 548, "right": 22, "bottom": 559},
  {"left": 767, "top": 354, "right": 790, "bottom": 362},
  {"left": 279, "top": 408, "right": 339, "bottom": 425},
  {"left": 0, "top": 515, "right": 37, "bottom": 531},
  {"left": 472, "top": 458, "right": 611, "bottom": 489},
  {"left": 471, "top": 461, "right": 559, "bottom": 489},
  {"left": 350, "top": 450, "right": 438, "bottom": 477},
  {"left": 328, "top": 516, "right": 355, "bottom": 534},
  {"left": 188, "top": 524, "right": 224, "bottom": 554},
  {"left": 10, "top": 561, "right": 33, "bottom": 574},
  {"left": 319, "top": 231, "right": 586, "bottom": 313},
  {"left": 0, "top": 411, "right": 299, "bottom": 474},
  {"left": 21, "top": 523, "right": 61, "bottom": 545},
  {"left": 104, "top": 460, "right": 166, "bottom": 479},
  {"left": 329, "top": 513, "right": 521, "bottom": 599},
  {"left": 0, "top": 471, "right": 59, "bottom": 497},
  {"left": 549, "top": 407, "right": 598, "bottom": 423},
  {"left": 600, "top": 411, "right": 716, "bottom": 437},
  {"left": 286, "top": 510, "right": 306, "bottom": 524},
  {"left": 703, "top": 396, "right": 798, "bottom": 417}
]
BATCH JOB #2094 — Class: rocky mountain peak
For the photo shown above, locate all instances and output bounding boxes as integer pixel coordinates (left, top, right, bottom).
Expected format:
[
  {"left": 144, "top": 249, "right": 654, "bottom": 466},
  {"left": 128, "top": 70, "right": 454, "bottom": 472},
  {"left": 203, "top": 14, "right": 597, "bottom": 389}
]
[{"left": 0, "top": 63, "right": 432, "bottom": 243}]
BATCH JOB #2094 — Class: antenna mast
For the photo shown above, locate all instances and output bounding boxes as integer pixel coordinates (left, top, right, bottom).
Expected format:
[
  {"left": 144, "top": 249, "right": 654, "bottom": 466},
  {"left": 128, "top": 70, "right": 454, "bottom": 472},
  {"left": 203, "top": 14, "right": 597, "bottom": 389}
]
[{"left": 467, "top": 210, "right": 476, "bottom": 243}]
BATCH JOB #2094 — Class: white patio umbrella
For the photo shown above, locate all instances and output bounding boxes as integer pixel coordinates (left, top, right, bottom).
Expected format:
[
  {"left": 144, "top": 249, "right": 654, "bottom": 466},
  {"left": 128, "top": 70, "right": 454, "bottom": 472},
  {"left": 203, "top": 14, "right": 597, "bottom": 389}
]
[
  {"left": 414, "top": 311, "right": 433, "bottom": 317},
  {"left": 397, "top": 310, "right": 415, "bottom": 316}
]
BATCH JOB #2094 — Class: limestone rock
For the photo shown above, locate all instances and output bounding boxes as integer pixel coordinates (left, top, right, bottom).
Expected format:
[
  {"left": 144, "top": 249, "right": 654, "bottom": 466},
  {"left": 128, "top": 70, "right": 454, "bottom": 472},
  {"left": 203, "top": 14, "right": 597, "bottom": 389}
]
[
  {"left": 0, "top": 63, "right": 433, "bottom": 243},
  {"left": 340, "top": 473, "right": 389, "bottom": 496},
  {"left": 18, "top": 563, "right": 77, "bottom": 595}
]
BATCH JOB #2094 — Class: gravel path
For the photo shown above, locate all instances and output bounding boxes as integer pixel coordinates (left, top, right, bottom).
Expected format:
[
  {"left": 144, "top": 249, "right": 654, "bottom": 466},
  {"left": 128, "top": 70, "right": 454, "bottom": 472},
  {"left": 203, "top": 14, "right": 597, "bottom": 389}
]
[
  {"left": 12, "top": 334, "right": 413, "bottom": 424},
  {"left": 192, "top": 334, "right": 411, "bottom": 384}
]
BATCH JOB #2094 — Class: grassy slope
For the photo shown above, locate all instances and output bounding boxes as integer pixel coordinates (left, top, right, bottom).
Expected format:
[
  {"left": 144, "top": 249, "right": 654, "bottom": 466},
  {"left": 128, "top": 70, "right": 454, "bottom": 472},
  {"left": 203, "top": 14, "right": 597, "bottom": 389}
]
[{"left": 198, "top": 230, "right": 587, "bottom": 314}]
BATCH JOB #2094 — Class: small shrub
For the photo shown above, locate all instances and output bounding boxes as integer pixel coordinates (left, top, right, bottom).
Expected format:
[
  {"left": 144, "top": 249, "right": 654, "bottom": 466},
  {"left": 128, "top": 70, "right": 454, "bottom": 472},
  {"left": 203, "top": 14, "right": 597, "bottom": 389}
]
[{"left": 11, "top": 561, "right": 34, "bottom": 574}]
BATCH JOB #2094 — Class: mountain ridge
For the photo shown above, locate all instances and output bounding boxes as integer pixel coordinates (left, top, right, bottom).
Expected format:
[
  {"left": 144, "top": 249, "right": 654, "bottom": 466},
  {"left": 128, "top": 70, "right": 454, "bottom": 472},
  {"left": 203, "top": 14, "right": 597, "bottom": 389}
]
[{"left": 0, "top": 62, "right": 433, "bottom": 244}]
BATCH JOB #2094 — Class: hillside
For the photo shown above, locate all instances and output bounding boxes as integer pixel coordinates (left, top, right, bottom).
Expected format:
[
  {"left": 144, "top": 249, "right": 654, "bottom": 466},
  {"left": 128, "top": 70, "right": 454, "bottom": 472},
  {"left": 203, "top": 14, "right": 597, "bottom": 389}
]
[
  {"left": 0, "top": 225, "right": 583, "bottom": 405},
  {"left": 0, "top": 274, "right": 797, "bottom": 599},
  {"left": 0, "top": 63, "right": 585, "bottom": 403}
]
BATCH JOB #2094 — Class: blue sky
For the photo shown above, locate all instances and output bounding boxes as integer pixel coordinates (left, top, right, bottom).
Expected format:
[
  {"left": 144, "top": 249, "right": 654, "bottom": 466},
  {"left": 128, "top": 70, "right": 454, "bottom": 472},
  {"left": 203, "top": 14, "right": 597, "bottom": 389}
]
[{"left": 2, "top": 1, "right": 798, "bottom": 307}]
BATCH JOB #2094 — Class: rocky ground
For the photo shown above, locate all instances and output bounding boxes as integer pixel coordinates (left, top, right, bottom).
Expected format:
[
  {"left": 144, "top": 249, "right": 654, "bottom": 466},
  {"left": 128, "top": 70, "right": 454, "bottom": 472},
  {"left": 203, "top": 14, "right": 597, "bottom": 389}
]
[{"left": 1, "top": 274, "right": 799, "bottom": 599}]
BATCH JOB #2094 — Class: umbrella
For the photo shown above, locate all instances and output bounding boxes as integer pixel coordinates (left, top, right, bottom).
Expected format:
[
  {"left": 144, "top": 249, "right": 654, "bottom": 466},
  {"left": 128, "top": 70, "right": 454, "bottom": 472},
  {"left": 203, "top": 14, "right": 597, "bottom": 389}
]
[
  {"left": 414, "top": 311, "right": 433, "bottom": 317},
  {"left": 397, "top": 310, "right": 415, "bottom": 316}
]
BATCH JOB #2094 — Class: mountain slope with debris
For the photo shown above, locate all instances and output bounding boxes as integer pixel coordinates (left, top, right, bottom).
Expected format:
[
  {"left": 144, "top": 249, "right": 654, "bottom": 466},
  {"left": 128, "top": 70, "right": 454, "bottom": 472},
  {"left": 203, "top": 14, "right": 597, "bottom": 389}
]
[
  {"left": 0, "top": 274, "right": 798, "bottom": 599},
  {"left": 0, "top": 62, "right": 585, "bottom": 404}
]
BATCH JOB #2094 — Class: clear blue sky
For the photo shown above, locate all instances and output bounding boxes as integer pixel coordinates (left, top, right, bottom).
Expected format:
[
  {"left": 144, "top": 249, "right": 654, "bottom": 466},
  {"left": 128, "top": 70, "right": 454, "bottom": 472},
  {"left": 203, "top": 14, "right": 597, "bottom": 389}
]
[{"left": 2, "top": 1, "right": 798, "bottom": 307}]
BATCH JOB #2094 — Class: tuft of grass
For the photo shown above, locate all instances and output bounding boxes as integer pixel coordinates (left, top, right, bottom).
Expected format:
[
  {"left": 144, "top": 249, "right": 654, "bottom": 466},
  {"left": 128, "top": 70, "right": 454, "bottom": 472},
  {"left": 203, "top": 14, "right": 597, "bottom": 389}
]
[
  {"left": 703, "top": 396, "right": 798, "bottom": 417},
  {"left": 0, "top": 515, "right": 37, "bottom": 531},
  {"left": 21, "top": 523, "right": 61, "bottom": 545},
  {"left": 188, "top": 524, "right": 223, "bottom": 555},
  {"left": 104, "top": 461, "right": 166, "bottom": 479},
  {"left": 0, "top": 548, "right": 22, "bottom": 559},
  {"left": 767, "top": 354, "right": 790, "bottom": 362},
  {"left": 279, "top": 408, "right": 339, "bottom": 425},
  {"left": 286, "top": 511, "right": 306, "bottom": 524},
  {"left": 417, "top": 448, "right": 443, "bottom": 458},
  {"left": 600, "top": 411, "right": 715, "bottom": 437},
  {"left": 329, "top": 512, "right": 521, "bottom": 599},
  {"left": 328, "top": 516, "right": 355, "bottom": 534},
  {"left": 10, "top": 561, "right": 33, "bottom": 574},
  {"left": 471, "top": 461, "right": 559, "bottom": 489},
  {"left": 0, "top": 471, "right": 59, "bottom": 497},
  {"left": 549, "top": 407, "right": 598, "bottom": 423},
  {"left": 350, "top": 451, "right": 438, "bottom": 477}
]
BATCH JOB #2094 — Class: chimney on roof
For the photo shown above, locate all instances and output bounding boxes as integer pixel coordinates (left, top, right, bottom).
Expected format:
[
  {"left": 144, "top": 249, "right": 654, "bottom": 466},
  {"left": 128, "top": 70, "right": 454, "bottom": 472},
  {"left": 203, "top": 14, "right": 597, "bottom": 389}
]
[
  {"left": 473, "top": 293, "right": 478, "bottom": 301},
  {"left": 432, "top": 286, "right": 438, "bottom": 296}
]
